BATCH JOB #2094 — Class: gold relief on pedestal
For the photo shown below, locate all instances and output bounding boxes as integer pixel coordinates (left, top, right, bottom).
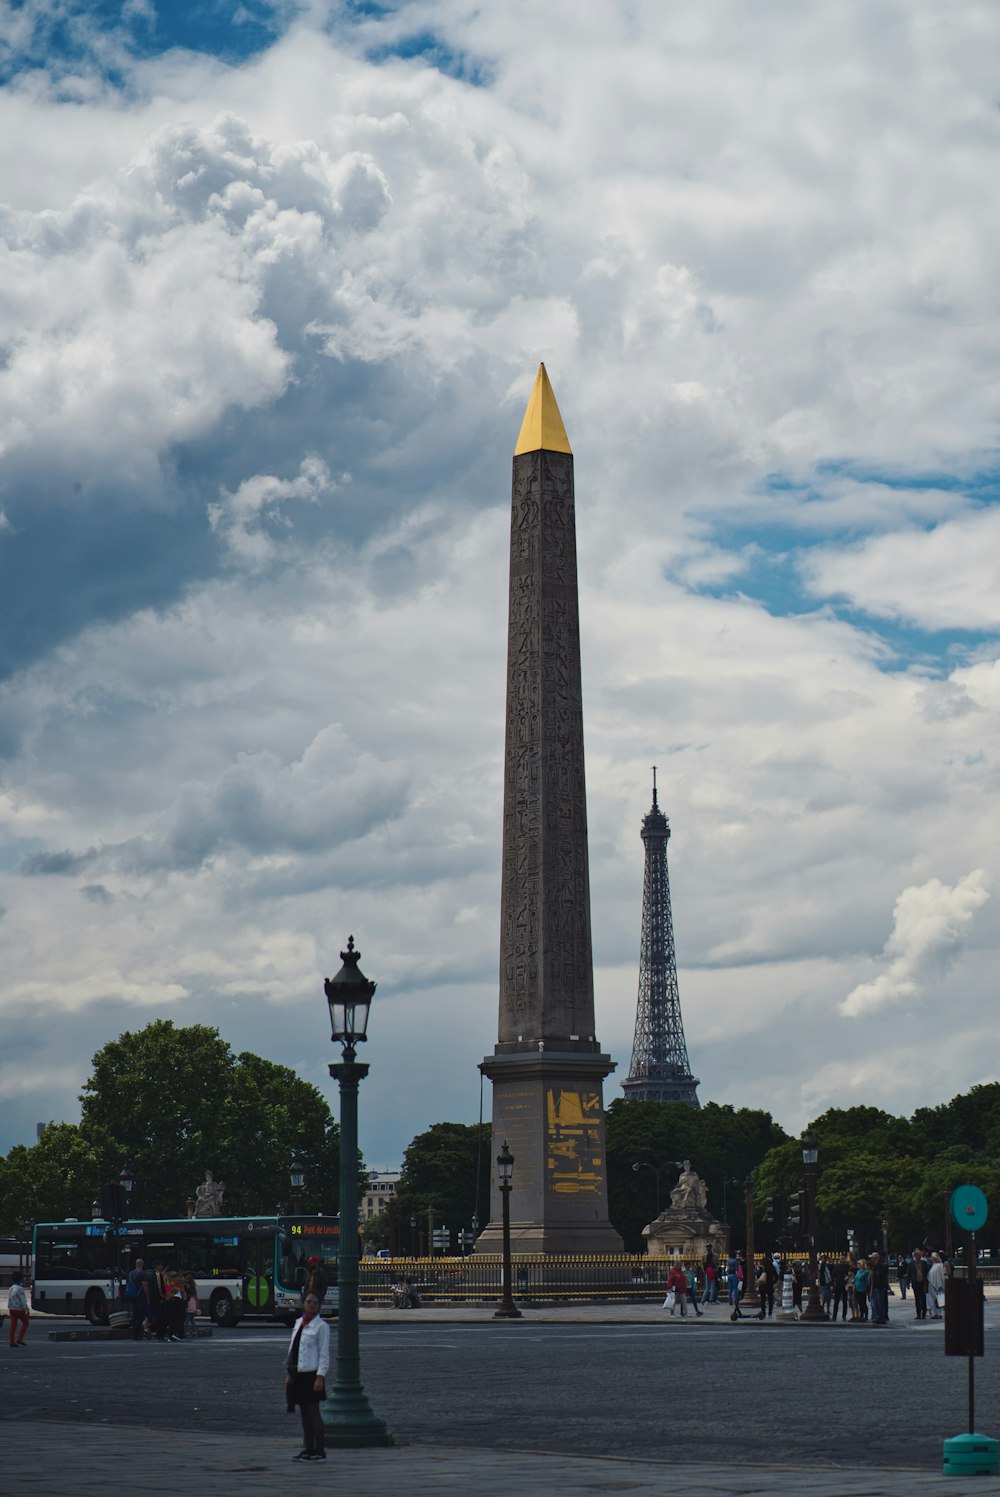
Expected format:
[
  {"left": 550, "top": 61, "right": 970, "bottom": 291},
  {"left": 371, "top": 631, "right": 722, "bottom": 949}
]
[{"left": 545, "top": 1088, "right": 602, "bottom": 1195}]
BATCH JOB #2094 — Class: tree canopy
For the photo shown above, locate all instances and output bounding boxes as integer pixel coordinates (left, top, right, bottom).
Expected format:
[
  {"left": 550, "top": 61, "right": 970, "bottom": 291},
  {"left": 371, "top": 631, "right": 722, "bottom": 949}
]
[
  {"left": 605, "top": 1099, "right": 788, "bottom": 1250},
  {"left": 0, "top": 1019, "right": 348, "bottom": 1230},
  {"left": 391, "top": 1121, "right": 491, "bottom": 1252}
]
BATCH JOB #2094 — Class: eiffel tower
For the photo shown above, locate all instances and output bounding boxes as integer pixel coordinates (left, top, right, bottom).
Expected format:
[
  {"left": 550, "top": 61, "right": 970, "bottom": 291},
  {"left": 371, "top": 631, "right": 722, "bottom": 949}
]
[{"left": 622, "top": 769, "right": 700, "bottom": 1107}]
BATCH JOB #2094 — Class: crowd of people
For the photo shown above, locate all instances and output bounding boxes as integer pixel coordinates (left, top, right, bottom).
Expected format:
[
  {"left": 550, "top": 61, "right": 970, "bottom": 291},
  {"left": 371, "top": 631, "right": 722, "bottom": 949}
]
[
  {"left": 665, "top": 1245, "right": 952, "bottom": 1323},
  {"left": 123, "top": 1258, "right": 199, "bottom": 1341}
]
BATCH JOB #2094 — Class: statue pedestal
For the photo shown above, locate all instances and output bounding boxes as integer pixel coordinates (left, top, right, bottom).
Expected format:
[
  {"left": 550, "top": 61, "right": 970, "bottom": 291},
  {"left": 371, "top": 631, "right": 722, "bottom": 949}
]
[{"left": 643, "top": 1209, "right": 729, "bottom": 1261}]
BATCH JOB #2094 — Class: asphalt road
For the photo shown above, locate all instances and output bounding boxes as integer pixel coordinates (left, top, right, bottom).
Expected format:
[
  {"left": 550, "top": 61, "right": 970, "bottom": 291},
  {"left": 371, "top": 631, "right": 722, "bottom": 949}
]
[{"left": 4, "top": 1313, "right": 998, "bottom": 1470}]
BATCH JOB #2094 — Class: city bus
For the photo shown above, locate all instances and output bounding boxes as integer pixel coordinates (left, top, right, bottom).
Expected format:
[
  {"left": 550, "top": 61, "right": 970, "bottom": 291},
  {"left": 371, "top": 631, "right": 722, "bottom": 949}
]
[{"left": 30, "top": 1214, "right": 339, "bottom": 1326}]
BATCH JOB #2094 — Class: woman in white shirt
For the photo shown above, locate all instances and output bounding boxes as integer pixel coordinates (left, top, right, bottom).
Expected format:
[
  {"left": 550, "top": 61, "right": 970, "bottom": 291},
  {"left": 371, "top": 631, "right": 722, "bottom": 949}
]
[
  {"left": 927, "top": 1253, "right": 946, "bottom": 1321},
  {"left": 285, "top": 1292, "right": 331, "bottom": 1461}
]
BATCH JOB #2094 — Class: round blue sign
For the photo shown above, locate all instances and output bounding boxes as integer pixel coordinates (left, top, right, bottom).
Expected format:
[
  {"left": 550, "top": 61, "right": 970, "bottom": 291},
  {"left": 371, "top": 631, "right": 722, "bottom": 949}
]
[{"left": 950, "top": 1184, "right": 988, "bottom": 1233}]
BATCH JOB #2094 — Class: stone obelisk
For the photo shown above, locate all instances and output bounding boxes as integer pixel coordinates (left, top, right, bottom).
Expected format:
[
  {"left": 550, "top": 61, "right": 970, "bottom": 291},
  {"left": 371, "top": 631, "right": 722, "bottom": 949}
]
[{"left": 478, "top": 365, "right": 623, "bottom": 1255}]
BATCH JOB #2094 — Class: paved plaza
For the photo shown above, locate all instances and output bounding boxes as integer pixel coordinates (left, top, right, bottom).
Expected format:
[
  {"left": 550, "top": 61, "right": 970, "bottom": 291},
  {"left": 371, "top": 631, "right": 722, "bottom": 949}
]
[
  {"left": 1, "top": 1293, "right": 998, "bottom": 1494},
  {"left": 4, "top": 1421, "right": 999, "bottom": 1497}
]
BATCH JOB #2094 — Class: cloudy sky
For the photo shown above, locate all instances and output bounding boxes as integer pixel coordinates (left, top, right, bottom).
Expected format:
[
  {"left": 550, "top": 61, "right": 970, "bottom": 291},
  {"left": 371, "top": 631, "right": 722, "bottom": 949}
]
[{"left": 0, "top": 0, "right": 997, "bottom": 1176}]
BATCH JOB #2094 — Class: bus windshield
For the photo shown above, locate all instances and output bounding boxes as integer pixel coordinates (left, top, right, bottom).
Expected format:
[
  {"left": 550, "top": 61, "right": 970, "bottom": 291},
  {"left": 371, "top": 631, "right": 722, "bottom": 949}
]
[{"left": 279, "top": 1221, "right": 339, "bottom": 1290}]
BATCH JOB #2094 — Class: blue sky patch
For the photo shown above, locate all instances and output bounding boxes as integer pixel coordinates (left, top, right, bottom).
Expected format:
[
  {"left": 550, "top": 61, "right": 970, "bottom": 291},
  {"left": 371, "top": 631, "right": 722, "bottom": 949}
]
[{"left": 0, "top": 0, "right": 294, "bottom": 84}]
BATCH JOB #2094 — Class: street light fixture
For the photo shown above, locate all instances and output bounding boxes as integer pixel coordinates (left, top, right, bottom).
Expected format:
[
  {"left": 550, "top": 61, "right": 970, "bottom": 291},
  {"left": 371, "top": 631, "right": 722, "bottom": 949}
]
[
  {"left": 289, "top": 1153, "right": 305, "bottom": 1216},
  {"left": 321, "top": 936, "right": 392, "bottom": 1447},
  {"left": 721, "top": 1176, "right": 739, "bottom": 1223},
  {"left": 799, "top": 1131, "right": 826, "bottom": 1322},
  {"left": 119, "top": 1162, "right": 134, "bottom": 1200},
  {"left": 494, "top": 1141, "right": 522, "bottom": 1320},
  {"left": 631, "top": 1161, "right": 663, "bottom": 1216}
]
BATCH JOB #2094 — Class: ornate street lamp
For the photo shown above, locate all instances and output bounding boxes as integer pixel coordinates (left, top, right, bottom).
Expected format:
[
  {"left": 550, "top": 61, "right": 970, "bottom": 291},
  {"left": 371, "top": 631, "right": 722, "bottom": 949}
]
[
  {"left": 289, "top": 1153, "right": 305, "bottom": 1216},
  {"left": 494, "top": 1141, "right": 522, "bottom": 1320},
  {"left": 631, "top": 1161, "right": 663, "bottom": 1216},
  {"left": 321, "top": 937, "right": 392, "bottom": 1447},
  {"left": 119, "top": 1162, "right": 134, "bottom": 1203},
  {"left": 409, "top": 1215, "right": 417, "bottom": 1258},
  {"left": 799, "top": 1131, "right": 826, "bottom": 1322}
]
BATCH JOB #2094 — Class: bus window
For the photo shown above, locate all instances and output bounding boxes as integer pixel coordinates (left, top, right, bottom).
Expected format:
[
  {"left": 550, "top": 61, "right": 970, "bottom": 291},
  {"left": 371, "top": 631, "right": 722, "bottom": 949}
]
[
  {"left": 173, "top": 1236, "right": 210, "bottom": 1276},
  {"left": 80, "top": 1235, "right": 114, "bottom": 1278},
  {"left": 207, "top": 1236, "right": 240, "bottom": 1277},
  {"left": 37, "top": 1236, "right": 82, "bottom": 1279}
]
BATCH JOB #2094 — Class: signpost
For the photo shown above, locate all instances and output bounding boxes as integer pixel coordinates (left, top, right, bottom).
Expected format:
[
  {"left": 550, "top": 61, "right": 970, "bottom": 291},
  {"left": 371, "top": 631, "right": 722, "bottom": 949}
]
[{"left": 942, "top": 1185, "right": 998, "bottom": 1478}]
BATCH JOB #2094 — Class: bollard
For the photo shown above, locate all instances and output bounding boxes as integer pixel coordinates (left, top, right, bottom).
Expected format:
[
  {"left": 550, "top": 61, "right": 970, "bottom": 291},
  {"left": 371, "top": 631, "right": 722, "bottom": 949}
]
[
  {"left": 776, "top": 1271, "right": 796, "bottom": 1322},
  {"left": 943, "top": 1434, "right": 1000, "bottom": 1477}
]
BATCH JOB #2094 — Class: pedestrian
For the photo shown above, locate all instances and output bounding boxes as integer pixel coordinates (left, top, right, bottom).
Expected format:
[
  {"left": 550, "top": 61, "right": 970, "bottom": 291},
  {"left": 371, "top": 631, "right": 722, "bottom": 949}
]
[
  {"left": 911, "top": 1248, "right": 929, "bottom": 1320},
  {"left": 125, "top": 1257, "right": 150, "bottom": 1341},
  {"left": 854, "top": 1257, "right": 871, "bottom": 1321},
  {"left": 684, "top": 1263, "right": 703, "bottom": 1317},
  {"left": 163, "top": 1264, "right": 186, "bottom": 1340},
  {"left": 897, "top": 1253, "right": 909, "bottom": 1300},
  {"left": 665, "top": 1262, "right": 688, "bottom": 1316},
  {"left": 727, "top": 1253, "right": 743, "bottom": 1319},
  {"left": 285, "top": 1291, "right": 330, "bottom": 1462},
  {"left": 818, "top": 1255, "right": 833, "bottom": 1315},
  {"left": 846, "top": 1254, "right": 859, "bottom": 1320},
  {"left": 303, "top": 1255, "right": 328, "bottom": 1305},
  {"left": 701, "top": 1247, "right": 717, "bottom": 1305},
  {"left": 7, "top": 1273, "right": 29, "bottom": 1347},
  {"left": 927, "top": 1252, "right": 945, "bottom": 1320},
  {"left": 755, "top": 1255, "right": 776, "bottom": 1319},
  {"left": 831, "top": 1254, "right": 850, "bottom": 1321},
  {"left": 149, "top": 1260, "right": 169, "bottom": 1342},
  {"left": 869, "top": 1251, "right": 890, "bottom": 1325},
  {"left": 791, "top": 1260, "right": 804, "bottom": 1311},
  {"left": 183, "top": 1274, "right": 198, "bottom": 1337}
]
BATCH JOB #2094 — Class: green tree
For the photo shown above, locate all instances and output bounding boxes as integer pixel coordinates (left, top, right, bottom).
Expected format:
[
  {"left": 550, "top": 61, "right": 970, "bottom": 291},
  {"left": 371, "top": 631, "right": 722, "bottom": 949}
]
[
  {"left": 394, "top": 1122, "right": 491, "bottom": 1251},
  {"left": 605, "top": 1099, "right": 787, "bottom": 1251},
  {"left": 76, "top": 1019, "right": 346, "bottom": 1218},
  {"left": 0, "top": 1122, "right": 120, "bottom": 1232},
  {"left": 216, "top": 1052, "right": 344, "bottom": 1216}
]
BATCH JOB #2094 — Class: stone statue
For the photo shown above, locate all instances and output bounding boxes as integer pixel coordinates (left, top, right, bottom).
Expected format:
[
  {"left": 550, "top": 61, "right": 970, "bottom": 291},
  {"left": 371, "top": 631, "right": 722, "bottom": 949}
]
[
  {"left": 644, "top": 1159, "right": 728, "bottom": 1260},
  {"left": 193, "top": 1169, "right": 226, "bottom": 1217},
  {"left": 670, "top": 1160, "right": 708, "bottom": 1212}
]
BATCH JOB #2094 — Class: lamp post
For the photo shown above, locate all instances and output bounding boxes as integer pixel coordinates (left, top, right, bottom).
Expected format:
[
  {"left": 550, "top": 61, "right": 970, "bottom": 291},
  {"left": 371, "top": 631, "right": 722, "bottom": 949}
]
[
  {"left": 494, "top": 1141, "right": 522, "bottom": 1320},
  {"left": 96, "top": 1160, "right": 134, "bottom": 1315},
  {"left": 321, "top": 936, "right": 392, "bottom": 1447},
  {"left": 289, "top": 1153, "right": 305, "bottom": 1217},
  {"left": 721, "top": 1176, "right": 739, "bottom": 1226},
  {"left": 741, "top": 1177, "right": 759, "bottom": 1310},
  {"left": 799, "top": 1132, "right": 826, "bottom": 1322},
  {"left": 631, "top": 1161, "right": 663, "bottom": 1216},
  {"left": 409, "top": 1215, "right": 417, "bottom": 1258}
]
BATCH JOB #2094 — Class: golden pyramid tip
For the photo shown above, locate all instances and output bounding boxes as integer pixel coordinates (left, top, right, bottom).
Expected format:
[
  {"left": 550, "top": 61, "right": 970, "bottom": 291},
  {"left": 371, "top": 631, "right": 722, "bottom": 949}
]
[{"left": 514, "top": 363, "right": 572, "bottom": 456}]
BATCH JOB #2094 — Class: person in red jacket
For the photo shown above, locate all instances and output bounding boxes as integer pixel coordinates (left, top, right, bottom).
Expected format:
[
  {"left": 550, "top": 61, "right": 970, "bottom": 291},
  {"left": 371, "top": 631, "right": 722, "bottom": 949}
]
[{"left": 665, "top": 1263, "right": 689, "bottom": 1317}]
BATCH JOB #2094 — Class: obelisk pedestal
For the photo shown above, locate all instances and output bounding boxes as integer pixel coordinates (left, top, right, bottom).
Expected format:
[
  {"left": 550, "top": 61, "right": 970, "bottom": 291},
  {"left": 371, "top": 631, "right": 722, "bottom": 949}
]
[{"left": 477, "top": 365, "right": 623, "bottom": 1256}]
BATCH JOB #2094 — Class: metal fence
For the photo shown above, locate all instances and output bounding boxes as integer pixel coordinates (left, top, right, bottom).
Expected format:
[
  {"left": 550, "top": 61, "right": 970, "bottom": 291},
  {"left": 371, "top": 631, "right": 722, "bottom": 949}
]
[
  {"left": 362, "top": 1255, "right": 688, "bottom": 1304},
  {"left": 358, "top": 1255, "right": 1000, "bottom": 1305}
]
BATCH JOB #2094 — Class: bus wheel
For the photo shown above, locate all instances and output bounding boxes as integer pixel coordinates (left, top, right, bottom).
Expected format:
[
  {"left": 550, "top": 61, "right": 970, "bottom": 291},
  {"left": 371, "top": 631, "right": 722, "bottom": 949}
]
[
  {"left": 210, "top": 1290, "right": 238, "bottom": 1327},
  {"left": 85, "top": 1288, "right": 109, "bottom": 1326}
]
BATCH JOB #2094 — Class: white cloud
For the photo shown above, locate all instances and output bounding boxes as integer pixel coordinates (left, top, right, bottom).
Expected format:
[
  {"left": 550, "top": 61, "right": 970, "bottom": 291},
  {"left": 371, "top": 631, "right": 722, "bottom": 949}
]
[
  {"left": 208, "top": 455, "right": 342, "bottom": 567},
  {"left": 801, "top": 509, "right": 1000, "bottom": 632},
  {"left": 0, "top": 3, "right": 999, "bottom": 1159},
  {"left": 841, "top": 870, "right": 992, "bottom": 1018}
]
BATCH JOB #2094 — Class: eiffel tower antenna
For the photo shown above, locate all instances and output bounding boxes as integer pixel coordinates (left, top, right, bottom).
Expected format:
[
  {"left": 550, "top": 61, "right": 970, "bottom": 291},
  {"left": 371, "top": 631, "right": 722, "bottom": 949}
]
[{"left": 621, "top": 769, "right": 700, "bottom": 1106}]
